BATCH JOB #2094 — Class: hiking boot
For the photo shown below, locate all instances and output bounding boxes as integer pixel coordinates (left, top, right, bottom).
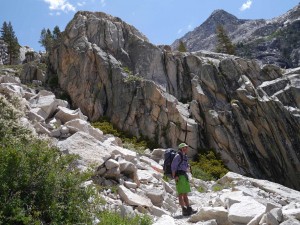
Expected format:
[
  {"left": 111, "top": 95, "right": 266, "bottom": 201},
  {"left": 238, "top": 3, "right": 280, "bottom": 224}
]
[
  {"left": 182, "top": 207, "right": 189, "bottom": 216},
  {"left": 187, "top": 206, "right": 197, "bottom": 215}
]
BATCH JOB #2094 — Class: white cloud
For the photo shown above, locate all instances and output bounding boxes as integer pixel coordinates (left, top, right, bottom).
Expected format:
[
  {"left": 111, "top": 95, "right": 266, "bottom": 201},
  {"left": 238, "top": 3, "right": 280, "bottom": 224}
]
[
  {"left": 187, "top": 24, "right": 193, "bottom": 30},
  {"left": 100, "top": 0, "right": 106, "bottom": 7},
  {"left": 77, "top": 1, "right": 86, "bottom": 7},
  {"left": 49, "top": 11, "right": 61, "bottom": 16},
  {"left": 240, "top": 0, "right": 252, "bottom": 11},
  {"left": 177, "top": 29, "right": 183, "bottom": 34},
  {"left": 44, "top": 0, "right": 76, "bottom": 13}
]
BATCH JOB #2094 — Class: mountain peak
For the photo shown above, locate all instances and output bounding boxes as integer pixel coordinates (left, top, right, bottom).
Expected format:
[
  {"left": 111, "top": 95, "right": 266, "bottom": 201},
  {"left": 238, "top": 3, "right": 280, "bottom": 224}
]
[
  {"left": 171, "top": 3, "right": 300, "bottom": 68},
  {"left": 170, "top": 8, "right": 245, "bottom": 52},
  {"left": 208, "top": 9, "right": 239, "bottom": 22},
  {"left": 211, "top": 9, "right": 230, "bottom": 15}
]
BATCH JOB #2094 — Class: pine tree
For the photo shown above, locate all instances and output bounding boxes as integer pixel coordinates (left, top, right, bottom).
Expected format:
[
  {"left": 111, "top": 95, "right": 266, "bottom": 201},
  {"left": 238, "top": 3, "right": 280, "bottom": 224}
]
[
  {"left": 39, "top": 26, "right": 61, "bottom": 52},
  {"left": 215, "top": 25, "right": 235, "bottom": 55},
  {"left": 52, "top": 26, "right": 61, "bottom": 42},
  {"left": 39, "top": 28, "right": 53, "bottom": 52},
  {"left": 1, "top": 21, "right": 20, "bottom": 64},
  {"left": 1, "top": 22, "right": 8, "bottom": 39},
  {"left": 177, "top": 40, "right": 187, "bottom": 52}
]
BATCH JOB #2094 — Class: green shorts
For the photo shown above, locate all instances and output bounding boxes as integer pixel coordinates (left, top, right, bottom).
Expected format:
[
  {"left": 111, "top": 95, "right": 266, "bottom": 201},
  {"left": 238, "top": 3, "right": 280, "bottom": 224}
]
[{"left": 176, "top": 175, "right": 191, "bottom": 194}]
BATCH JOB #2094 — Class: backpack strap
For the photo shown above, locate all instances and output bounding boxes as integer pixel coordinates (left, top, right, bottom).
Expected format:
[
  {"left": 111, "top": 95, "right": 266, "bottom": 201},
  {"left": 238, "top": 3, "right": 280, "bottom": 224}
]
[
  {"left": 175, "top": 151, "right": 189, "bottom": 179},
  {"left": 176, "top": 151, "right": 184, "bottom": 171}
]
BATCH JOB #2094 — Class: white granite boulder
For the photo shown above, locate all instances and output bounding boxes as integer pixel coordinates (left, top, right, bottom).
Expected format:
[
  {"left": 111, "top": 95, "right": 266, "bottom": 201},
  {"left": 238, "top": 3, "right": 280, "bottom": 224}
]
[
  {"left": 65, "top": 118, "right": 104, "bottom": 141},
  {"left": 228, "top": 200, "right": 266, "bottom": 224},
  {"left": 189, "top": 207, "right": 229, "bottom": 225},
  {"left": 57, "top": 131, "right": 111, "bottom": 171},
  {"left": 118, "top": 185, "right": 153, "bottom": 207}
]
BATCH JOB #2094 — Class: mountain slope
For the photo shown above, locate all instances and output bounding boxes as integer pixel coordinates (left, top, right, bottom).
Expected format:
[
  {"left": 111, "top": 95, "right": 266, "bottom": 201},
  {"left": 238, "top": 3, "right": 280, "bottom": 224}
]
[{"left": 171, "top": 3, "right": 300, "bottom": 68}]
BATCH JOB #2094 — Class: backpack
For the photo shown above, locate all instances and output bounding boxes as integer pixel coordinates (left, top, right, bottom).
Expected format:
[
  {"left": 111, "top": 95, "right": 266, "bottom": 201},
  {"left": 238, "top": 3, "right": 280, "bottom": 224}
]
[{"left": 163, "top": 148, "right": 183, "bottom": 176}]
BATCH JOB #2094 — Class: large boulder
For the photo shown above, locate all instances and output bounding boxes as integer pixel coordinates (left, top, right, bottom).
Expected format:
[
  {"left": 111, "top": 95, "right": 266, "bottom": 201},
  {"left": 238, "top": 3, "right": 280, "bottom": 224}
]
[
  {"left": 118, "top": 185, "right": 153, "bottom": 207},
  {"left": 57, "top": 131, "right": 111, "bottom": 171}
]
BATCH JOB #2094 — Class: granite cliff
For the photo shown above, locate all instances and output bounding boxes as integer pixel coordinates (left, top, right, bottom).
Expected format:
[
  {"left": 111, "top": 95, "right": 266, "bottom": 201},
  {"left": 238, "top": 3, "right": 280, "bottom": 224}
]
[
  {"left": 47, "top": 11, "right": 300, "bottom": 189},
  {"left": 1, "top": 68, "right": 300, "bottom": 224}
]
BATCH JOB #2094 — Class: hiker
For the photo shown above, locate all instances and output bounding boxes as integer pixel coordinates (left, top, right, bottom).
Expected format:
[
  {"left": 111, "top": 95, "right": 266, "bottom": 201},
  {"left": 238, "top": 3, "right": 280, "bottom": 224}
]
[{"left": 171, "top": 143, "right": 196, "bottom": 216}]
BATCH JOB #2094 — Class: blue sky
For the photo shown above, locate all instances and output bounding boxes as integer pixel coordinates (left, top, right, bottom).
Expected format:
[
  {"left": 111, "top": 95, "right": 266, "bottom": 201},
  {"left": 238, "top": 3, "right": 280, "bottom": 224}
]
[{"left": 0, "top": 0, "right": 299, "bottom": 51}]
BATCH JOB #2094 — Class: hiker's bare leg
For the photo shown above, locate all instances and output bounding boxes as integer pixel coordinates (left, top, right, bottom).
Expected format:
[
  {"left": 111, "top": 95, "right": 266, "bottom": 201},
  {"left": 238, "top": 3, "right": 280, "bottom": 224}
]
[
  {"left": 183, "top": 194, "right": 189, "bottom": 207},
  {"left": 178, "top": 194, "right": 189, "bottom": 216},
  {"left": 178, "top": 194, "right": 185, "bottom": 206}
]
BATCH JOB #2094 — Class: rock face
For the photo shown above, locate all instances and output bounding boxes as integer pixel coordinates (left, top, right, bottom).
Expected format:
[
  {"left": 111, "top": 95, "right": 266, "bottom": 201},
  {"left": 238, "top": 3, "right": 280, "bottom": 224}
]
[
  {"left": 1, "top": 70, "right": 300, "bottom": 225},
  {"left": 171, "top": 4, "right": 300, "bottom": 68},
  {"left": 48, "top": 11, "right": 300, "bottom": 189}
]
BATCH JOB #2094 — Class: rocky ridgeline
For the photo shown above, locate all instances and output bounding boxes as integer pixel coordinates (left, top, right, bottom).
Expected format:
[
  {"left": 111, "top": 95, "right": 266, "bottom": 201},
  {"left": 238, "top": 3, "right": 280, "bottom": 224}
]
[
  {"left": 1, "top": 68, "right": 300, "bottom": 224},
  {"left": 48, "top": 11, "right": 300, "bottom": 189},
  {"left": 171, "top": 3, "right": 300, "bottom": 68}
]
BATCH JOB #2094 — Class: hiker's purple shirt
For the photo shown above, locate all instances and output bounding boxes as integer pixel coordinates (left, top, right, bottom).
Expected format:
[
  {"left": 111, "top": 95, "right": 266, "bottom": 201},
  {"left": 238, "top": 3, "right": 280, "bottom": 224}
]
[{"left": 171, "top": 152, "right": 189, "bottom": 174}]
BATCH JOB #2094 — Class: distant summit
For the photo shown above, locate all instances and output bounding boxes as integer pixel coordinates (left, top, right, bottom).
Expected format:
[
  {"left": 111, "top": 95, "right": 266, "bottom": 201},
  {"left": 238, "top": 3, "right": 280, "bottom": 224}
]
[
  {"left": 171, "top": 9, "right": 250, "bottom": 54},
  {"left": 171, "top": 3, "right": 300, "bottom": 68},
  {"left": 209, "top": 9, "right": 240, "bottom": 22}
]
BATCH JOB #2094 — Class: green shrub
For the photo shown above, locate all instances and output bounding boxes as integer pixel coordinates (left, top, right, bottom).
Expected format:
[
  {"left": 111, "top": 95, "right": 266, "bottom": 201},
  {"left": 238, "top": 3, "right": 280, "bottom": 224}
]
[
  {"left": 0, "top": 91, "right": 153, "bottom": 225},
  {"left": 98, "top": 210, "right": 152, "bottom": 225},
  {"left": 97, "top": 184, "right": 119, "bottom": 195},
  {"left": 123, "top": 66, "right": 132, "bottom": 75},
  {"left": 47, "top": 74, "right": 59, "bottom": 88},
  {"left": 212, "top": 184, "right": 224, "bottom": 192},
  {"left": 191, "top": 166, "right": 214, "bottom": 181},
  {"left": 191, "top": 151, "right": 228, "bottom": 181},
  {"left": 122, "top": 66, "right": 143, "bottom": 83},
  {"left": 197, "top": 185, "right": 206, "bottom": 193},
  {"left": 0, "top": 96, "right": 31, "bottom": 143},
  {"left": 123, "top": 74, "right": 143, "bottom": 83},
  {"left": 93, "top": 120, "right": 122, "bottom": 137},
  {"left": 92, "top": 119, "right": 158, "bottom": 152},
  {"left": 0, "top": 138, "right": 104, "bottom": 225},
  {"left": 0, "top": 64, "right": 23, "bottom": 75},
  {"left": 37, "top": 63, "right": 47, "bottom": 73},
  {"left": 211, "top": 181, "right": 235, "bottom": 192},
  {"left": 162, "top": 175, "right": 171, "bottom": 182},
  {"left": 0, "top": 95, "right": 104, "bottom": 224}
]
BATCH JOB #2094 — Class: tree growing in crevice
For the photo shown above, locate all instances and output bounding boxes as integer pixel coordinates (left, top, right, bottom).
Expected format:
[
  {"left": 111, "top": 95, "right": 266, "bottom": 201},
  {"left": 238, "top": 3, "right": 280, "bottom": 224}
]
[
  {"left": 39, "top": 25, "right": 61, "bottom": 52},
  {"left": 177, "top": 40, "right": 187, "bottom": 52},
  {"left": 0, "top": 21, "right": 20, "bottom": 64},
  {"left": 215, "top": 25, "right": 235, "bottom": 55}
]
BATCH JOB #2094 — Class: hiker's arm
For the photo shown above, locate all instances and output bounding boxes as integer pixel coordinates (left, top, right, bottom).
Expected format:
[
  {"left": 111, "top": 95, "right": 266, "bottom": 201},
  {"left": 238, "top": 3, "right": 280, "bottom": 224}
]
[
  {"left": 172, "top": 171, "right": 176, "bottom": 179},
  {"left": 171, "top": 155, "right": 180, "bottom": 178}
]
